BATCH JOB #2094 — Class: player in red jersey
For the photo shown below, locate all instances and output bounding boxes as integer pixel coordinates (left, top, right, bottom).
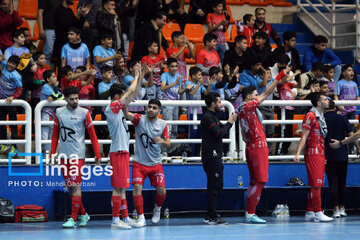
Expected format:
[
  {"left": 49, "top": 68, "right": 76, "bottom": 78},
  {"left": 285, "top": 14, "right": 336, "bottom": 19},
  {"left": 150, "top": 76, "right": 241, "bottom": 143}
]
[
  {"left": 294, "top": 92, "right": 333, "bottom": 222},
  {"left": 239, "top": 67, "right": 296, "bottom": 223}
]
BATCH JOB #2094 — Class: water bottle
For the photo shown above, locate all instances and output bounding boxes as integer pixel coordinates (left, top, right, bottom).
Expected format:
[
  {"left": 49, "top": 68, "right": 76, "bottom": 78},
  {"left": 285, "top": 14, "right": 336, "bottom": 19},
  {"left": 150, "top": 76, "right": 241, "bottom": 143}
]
[
  {"left": 284, "top": 204, "right": 290, "bottom": 217},
  {"left": 272, "top": 204, "right": 280, "bottom": 218},
  {"left": 133, "top": 209, "right": 138, "bottom": 220},
  {"left": 182, "top": 151, "right": 188, "bottom": 164},
  {"left": 279, "top": 204, "right": 286, "bottom": 218},
  {"left": 162, "top": 152, "right": 168, "bottom": 163},
  {"left": 164, "top": 207, "right": 169, "bottom": 218},
  {"left": 237, "top": 175, "right": 243, "bottom": 187}
]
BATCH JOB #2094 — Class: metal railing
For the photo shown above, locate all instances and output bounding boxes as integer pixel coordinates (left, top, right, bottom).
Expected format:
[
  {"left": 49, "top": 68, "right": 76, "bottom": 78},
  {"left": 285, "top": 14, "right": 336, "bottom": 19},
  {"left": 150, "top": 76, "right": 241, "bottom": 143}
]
[{"left": 0, "top": 100, "right": 32, "bottom": 164}]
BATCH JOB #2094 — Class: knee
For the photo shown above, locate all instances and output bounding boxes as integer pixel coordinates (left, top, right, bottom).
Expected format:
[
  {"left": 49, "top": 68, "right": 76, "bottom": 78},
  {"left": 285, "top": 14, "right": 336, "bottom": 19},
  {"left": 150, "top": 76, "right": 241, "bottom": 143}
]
[
  {"left": 133, "top": 185, "right": 142, "bottom": 195},
  {"left": 157, "top": 187, "right": 166, "bottom": 195}
]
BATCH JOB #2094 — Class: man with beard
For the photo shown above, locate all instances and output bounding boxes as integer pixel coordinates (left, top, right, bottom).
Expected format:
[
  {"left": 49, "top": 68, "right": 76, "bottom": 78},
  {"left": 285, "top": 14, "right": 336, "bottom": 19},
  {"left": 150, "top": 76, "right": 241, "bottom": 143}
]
[
  {"left": 303, "top": 35, "right": 341, "bottom": 81},
  {"left": 253, "top": 8, "right": 281, "bottom": 48},
  {"left": 247, "top": 32, "right": 272, "bottom": 68},
  {"left": 201, "top": 92, "right": 238, "bottom": 225}
]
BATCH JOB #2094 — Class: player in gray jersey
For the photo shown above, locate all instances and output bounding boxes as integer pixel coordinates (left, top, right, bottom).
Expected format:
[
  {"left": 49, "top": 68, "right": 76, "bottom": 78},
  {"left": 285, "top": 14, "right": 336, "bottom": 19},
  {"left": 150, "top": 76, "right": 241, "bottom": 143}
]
[
  {"left": 105, "top": 63, "right": 143, "bottom": 229},
  {"left": 123, "top": 99, "right": 170, "bottom": 227},
  {"left": 50, "top": 86, "right": 101, "bottom": 228}
]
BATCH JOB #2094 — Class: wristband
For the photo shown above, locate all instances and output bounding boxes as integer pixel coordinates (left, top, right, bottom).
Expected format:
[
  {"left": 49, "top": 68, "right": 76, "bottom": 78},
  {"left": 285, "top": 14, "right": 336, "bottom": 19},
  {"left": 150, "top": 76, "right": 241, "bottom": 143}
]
[{"left": 275, "top": 69, "right": 286, "bottom": 82}]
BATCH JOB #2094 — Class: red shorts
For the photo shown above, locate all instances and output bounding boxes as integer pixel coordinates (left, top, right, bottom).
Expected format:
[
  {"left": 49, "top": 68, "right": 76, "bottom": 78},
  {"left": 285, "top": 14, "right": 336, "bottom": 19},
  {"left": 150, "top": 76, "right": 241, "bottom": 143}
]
[
  {"left": 305, "top": 155, "right": 325, "bottom": 187},
  {"left": 110, "top": 151, "right": 130, "bottom": 188},
  {"left": 60, "top": 158, "right": 85, "bottom": 187},
  {"left": 132, "top": 161, "right": 166, "bottom": 188},
  {"left": 245, "top": 147, "right": 269, "bottom": 182}
]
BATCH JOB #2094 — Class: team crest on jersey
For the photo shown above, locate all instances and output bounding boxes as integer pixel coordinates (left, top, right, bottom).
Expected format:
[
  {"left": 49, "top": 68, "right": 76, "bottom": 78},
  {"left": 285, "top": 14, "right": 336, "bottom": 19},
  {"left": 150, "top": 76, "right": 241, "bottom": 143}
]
[{"left": 306, "top": 119, "right": 311, "bottom": 124}]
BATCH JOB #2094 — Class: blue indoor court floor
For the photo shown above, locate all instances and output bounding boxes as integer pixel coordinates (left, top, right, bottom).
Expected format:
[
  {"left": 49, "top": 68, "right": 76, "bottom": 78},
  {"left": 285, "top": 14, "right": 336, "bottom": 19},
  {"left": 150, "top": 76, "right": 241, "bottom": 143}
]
[{"left": 1, "top": 216, "right": 360, "bottom": 240}]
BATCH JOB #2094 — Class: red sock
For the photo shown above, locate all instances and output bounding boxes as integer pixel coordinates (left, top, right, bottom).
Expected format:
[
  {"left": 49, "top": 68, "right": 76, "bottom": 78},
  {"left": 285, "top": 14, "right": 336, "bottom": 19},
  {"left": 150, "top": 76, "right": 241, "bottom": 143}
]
[
  {"left": 120, "top": 198, "right": 129, "bottom": 218},
  {"left": 311, "top": 188, "right": 322, "bottom": 213},
  {"left": 133, "top": 195, "right": 144, "bottom": 215},
  {"left": 246, "top": 182, "right": 265, "bottom": 214},
  {"left": 155, "top": 192, "right": 166, "bottom": 207},
  {"left": 111, "top": 196, "right": 121, "bottom": 217},
  {"left": 71, "top": 196, "right": 81, "bottom": 221},
  {"left": 306, "top": 191, "right": 313, "bottom": 212},
  {"left": 79, "top": 201, "right": 86, "bottom": 215}
]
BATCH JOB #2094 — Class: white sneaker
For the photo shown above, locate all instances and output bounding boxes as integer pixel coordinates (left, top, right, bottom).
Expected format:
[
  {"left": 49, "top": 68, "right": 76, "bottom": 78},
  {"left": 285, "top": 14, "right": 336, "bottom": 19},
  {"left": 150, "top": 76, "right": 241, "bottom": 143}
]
[
  {"left": 151, "top": 206, "right": 161, "bottom": 224},
  {"left": 124, "top": 217, "right": 143, "bottom": 228},
  {"left": 333, "top": 210, "right": 341, "bottom": 218},
  {"left": 339, "top": 208, "right": 347, "bottom": 217},
  {"left": 305, "top": 211, "right": 315, "bottom": 221},
  {"left": 136, "top": 215, "right": 146, "bottom": 227},
  {"left": 111, "top": 220, "right": 131, "bottom": 229},
  {"left": 314, "top": 211, "right": 333, "bottom": 222}
]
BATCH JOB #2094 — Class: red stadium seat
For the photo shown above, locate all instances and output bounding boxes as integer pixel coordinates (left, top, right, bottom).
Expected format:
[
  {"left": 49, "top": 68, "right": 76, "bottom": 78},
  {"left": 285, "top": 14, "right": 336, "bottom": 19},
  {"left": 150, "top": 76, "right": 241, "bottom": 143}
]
[
  {"left": 185, "top": 43, "right": 204, "bottom": 64},
  {"left": 230, "top": 25, "right": 238, "bottom": 41},
  {"left": 267, "top": 0, "right": 292, "bottom": 7},
  {"left": 226, "top": 5, "right": 235, "bottom": 24},
  {"left": 184, "top": 24, "right": 205, "bottom": 43},
  {"left": 226, "top": 0, "right": 245, "bottom": 5},
  {"left": 31, "top": 21, "right": 40, "bottom": 42},
  {"left": 243, "top": 0, "right": 268, "bottom": 6},
  {"left": 163, "top": 23, "right": 181, "bottom": 42},
  {"left": 69, "top": 0, "right": 79, "bottom": 14},
  {"left": 18, "top": 19, "right": 31, "bottom": 32},
  {"left": 17, "top": 0, "right": 38, "bottom": 19}
]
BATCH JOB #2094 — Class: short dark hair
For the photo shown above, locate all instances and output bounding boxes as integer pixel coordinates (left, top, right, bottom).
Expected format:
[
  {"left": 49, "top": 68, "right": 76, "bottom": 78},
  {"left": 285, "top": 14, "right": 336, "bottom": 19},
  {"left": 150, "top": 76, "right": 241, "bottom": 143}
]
[
  {"left": 277, "top": 54, "right": 290, "bottom": 65},
  {"left": 148, "top": 99, "right": 161, "bottom": 108},
  {"left": 312, "top": 61, "right": 324, "bottom": 72},
  {"left": 67, "top": 27, "right": 81, "bottom": 35},
  {"left": 254, "top": 31, "right": 267, "bottom": 40},
  {"left": 323, "top": 65, "right": 334, "bottom": 73},
  {"left": 310, "top": 92, "right": 326, "bottom": 107},
  {"left": 75, "top": 66, "right": 87, "bottom": 72},
  {"left": 100, "top": 33, "right": 113, "bottom": 41},
  {"left": 101, "top": 66, "right": 113, "bottom": 74},
  {"left": 32, "top": 52, "right": 45, "bottom": 61},
  {"left": 154, "top": 11, "right": 167, "bottom": 20},
  {"left": 243, "top": 14, "right": 253, "bottom": 24},
  {"left": 8, "top": 55, "right": 20, "bottom": 66},
  {"left": 205, "top": 92, "right": 220, "bottom": 108},
  {"left": 166, "top": 57, "right": 177, "bottom": 66},
  {"left": 319, "top": 81, "right": 328, "bottom": 88},
  {"left": 255, "top": 7, "right": 266, "bottom": 14},
  {"left": 171, "top": 31, "right": 183, "bottom": 42},
  {"left": 11, "top": 29, "right": 23, "bottom": 42},
  {"left": 18, "top": 27, "right": 30, "bottom": 34},
  {"left": 209, "top": 66, "right": 221, "bottom": 77},
  {"left": 328, "top": 99, "right": 336, "bottom": 110},
  {"left": 109, "top": 83, "right": 126, "bottom": 99},
  {"left": 212, "top": 0, "right": 223, "bottom": 8},
  {"left": 189, "top": 66, "right": 202, "bottom": 77},
  {"left": 63, "top": 86, "right": 80, "bottom": 98},
  {"left": 43, "top": 70, "right": 54, "bottom": 82},
  {"left": 246, "top": 55, "right": 262, "bottom": 69},
  {"left": 61, "top": 65, "right": 73, "bottom": 77},
  {"left": 102, "top": 0, "right": 115, "bottom": 6},
  {"left": 203, "top": 33, "right": 217, "bottom": 45},
  {"left": 242, "top": 86, "right": 257, "bottom": 100},
  {"left": 126, "top": 59, "right": 137, "bottom": 70},
  {"left": 341, "top": 64, "right": 353, "bottom": 74},
  {"left": 147, "top": 41, "right": 158, "bottom": 49},
  {"left": 234, "top": 35, "right": 247, "bottom": 44},
  {"left": 283, "top": 31, "right": 296, "bottom": 42},
  {"left": 314, "top": 35, "right": 328, "bottom": 44}
]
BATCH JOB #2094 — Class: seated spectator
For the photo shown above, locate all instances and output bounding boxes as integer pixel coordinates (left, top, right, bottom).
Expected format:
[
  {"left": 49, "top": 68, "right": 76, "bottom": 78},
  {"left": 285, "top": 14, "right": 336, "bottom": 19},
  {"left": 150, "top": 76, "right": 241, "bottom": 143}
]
[
  {"left": 161, "top": 58, "right": 186, "bottom": 139},
  {"left": 319, "top": 81, "right": 329, "bottom": 96},
  {"left": 320, "top": 65, "right": 335, "bottom": 98},
  {"left": 141, "top": 41, "right": 165, "bottom": 100},
  {"left": 160, "top": 0, "right": 190, "bottom": 32},
  {"left": 297, "top": 61, "right": 324, "bottom": 100},
  {"left": 60, "top": 65, "right": 96, "bottom": 90},
  {"left": 235, "top": 14, "right": 255, "bottom": 47},
  {"left": 166, "top": 31, "right": 194, "bottom": 85},
  {"left": 206, "top": 1, "right": 229, "bottom": 63},
  {"left": 303, "top": 35, "right": 341, "bottom": 81},
  {"left": 113, "top": 57, "right": 129, "bottom": 85},
  {"left": 195, "top": 33, "right": 221, "bottom": 85},
  {"left": 270, "top": 31, "right": 301, "bottom": 73},
  {"left": 247, "top": 31, "right": 272, "bottom": 68},
  {"left": 0, "top": 55, "right": 22, "bottom": 154},
  {"left": 253, "top": 7, "right": 281, "bottom": 48},
  {"left": 0, "top": 0, "right": 23, "bottom": 52},
  {"left": 239, "top": 56, "right": 265, "bottom": 88},
  {"left": 4, "top": 29, "right": 30, "bottom": 59},
  {"left": 61, "top": 27, "right": 91, "bottom": 70},
  {"left": 40, "top": 70, "right": 64, "bottom": 155},
  {"left": 223, "top": 35, "right": 248, "bottom": 73},
  {"left": 19, "top": 27, "right": 37, "bottom": 55},
  {"left": 98, "top": 66, "right": 116, "bottom": 99},
  {"left": 31, "top": 52, "right": 49, "bottom": 113}
]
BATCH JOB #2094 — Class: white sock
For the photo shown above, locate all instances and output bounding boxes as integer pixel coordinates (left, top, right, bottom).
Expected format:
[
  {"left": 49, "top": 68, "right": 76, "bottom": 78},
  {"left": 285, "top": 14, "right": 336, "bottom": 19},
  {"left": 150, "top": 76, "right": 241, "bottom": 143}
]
[
  {"left": 112, "top": 217, "right": 120, "bottom": 224},
  {"left": 154, "top": 205, "right": 161, "bottom": 211},
  {"left": 138, "top": 214, "right": 145, "bottom": 220},
  {"left": 246, "top": 212, "right": 254, "bottom": 217},
  {"left": 123, "top": 217, "right": 130, "bottom": 222}
]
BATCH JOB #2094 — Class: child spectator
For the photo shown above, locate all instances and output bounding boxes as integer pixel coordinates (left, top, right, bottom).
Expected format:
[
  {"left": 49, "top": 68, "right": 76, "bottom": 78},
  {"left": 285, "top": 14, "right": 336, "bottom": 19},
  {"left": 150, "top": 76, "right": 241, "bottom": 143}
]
[
  {"left": 235, "top": 14, "right": 255, "bottom": 47},
  {"left": 113, "top": 57, "right": 129, "bottom": 85},
  {"left": 74, "top": 66, "right": 96, "bottom": 113},
  {"left": 248, "top": 31, "right": 272, "bottom": 68},
  {"left": 40, "top": 70, "right": 63, "bottom": 155},
  {"left": 19, "top": 27, "right": 37, "bottom": 55},
  {"left": 141, "top": 41, "right": 165, "bottom": 100},
  {"left": 0, "top": 55, "right": 22, "bottom": 154},
  {"left": 4, "top": 29, "right": 29, "bottom": 59},
  {"left": 166, "top": 31, "right": 194, "bottom": 85},
  {"left": 61, "top": 27, "right": 90, "bottom": 71},
  {"left": 195, "top": 33, "right": 221, "bottom": 85},
  {"left": 161, "top": 58, "right": 186, "bottom": 139},
  {"left": 320, "top": 81, "right": 329, "bottom": 96},
  {"left": 31, "top": 52, "right": 49, "bottom": 113},
  {"left": 60, "top": 65, "right": 96, "bottom": 91},
  {"left": 206, "top": 1, "right": 228, "bottom": 63},
  {"left": 320, "top": 65, "right": 335, "bottom": 98}
]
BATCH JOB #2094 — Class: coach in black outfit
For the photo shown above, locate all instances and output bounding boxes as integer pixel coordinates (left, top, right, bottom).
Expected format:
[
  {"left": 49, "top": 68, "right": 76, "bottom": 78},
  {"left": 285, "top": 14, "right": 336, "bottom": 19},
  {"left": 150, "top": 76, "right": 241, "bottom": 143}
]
[{"left": 201, "top": 92, "right": 237, "bottom": 225}]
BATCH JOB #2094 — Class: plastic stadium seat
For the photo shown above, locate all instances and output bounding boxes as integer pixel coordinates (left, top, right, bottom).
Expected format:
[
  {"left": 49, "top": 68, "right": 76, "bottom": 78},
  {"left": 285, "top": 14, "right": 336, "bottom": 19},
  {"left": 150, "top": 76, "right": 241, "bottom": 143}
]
[
  {"left": 17, "top": 0, "right": 38, "bottom": 19},
  {"left": 128, "top": 41, "right": 134, "bottom": 59},
  {"left": 31, "top": 21, "right": 39, "bottom": 42},
  {"left": 226, "top": 0, "right": 245, "bottom": 5},
  {"left": 94, "top": 114, "right": 102, "bottom": 121},
  {"left": 226, "top": 6, "right": 235, "bottom": 24},
  {"left": 270, "top": 43, "right": 277, "bottom": 49},
  {"left": 163, "top": 23, "right": 181, "bottom": 42},
  {"left": 18, "top": 19, "right": 31, "bottom": 32},
  {"left": 185, "top": 43, "right": 204, "bottom": 64},
  {"left": 244, "top": 0, "right": 268, "bottom": 6},
  {"left": 267, "top": 0, "right": 292, "bottom": 7},
  {"left": 70, "top": 0, "right": 79, "bottom": 14},
  {"left": 184, "top": 24, "right": 205, "bottom": 43}
]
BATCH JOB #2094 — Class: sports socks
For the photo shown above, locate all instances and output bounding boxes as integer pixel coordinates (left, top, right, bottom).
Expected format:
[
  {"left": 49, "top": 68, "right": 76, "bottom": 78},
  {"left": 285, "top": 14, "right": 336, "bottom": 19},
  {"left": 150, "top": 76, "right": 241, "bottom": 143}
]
[
  {"left": 71, "top": 196, "right": 82, "bottom": 221},
  {"left": 133, "top": 195, "right": 144, "bottom": 215},
  {"left": 155, "top": 192, "right": 166, "bottom": 207},
  {"left": 246, "top": 182, "right": 265, "bottom": 214}
]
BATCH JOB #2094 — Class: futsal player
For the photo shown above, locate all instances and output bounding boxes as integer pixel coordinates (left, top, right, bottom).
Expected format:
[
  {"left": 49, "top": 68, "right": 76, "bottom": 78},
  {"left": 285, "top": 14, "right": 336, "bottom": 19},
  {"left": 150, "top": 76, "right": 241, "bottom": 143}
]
[
  {"left": 105, "top": 63, "right": 143, "bottom": 229},
  {"left": 122, "top": 99, "right": 170, "bottom": 227},
  {"left": 50, "top": 86, "right": 101, "bottom": 228},
  {"left": 239, "top": 67, "right": 297, "bottom": 223},
  {"left": 294, "top": 92, "right": 333, "bottom": 222}
]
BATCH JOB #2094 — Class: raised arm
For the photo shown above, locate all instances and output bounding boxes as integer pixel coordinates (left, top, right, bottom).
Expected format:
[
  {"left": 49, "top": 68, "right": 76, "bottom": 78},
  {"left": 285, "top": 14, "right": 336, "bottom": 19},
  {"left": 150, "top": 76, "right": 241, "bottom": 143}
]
[{"left": 120, "top": 63, "right": 143, "bottom": 105}]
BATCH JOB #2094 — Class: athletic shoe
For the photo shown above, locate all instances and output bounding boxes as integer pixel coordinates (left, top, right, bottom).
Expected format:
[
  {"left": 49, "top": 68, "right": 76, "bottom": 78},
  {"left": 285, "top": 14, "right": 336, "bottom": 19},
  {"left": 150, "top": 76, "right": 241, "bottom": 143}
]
[
  {"left": 339, "top": 208, "right": 347, "bottom": 217},
  {"left": 314, "top": 211, "right": 333, "bottom": 222},
  {"left": 244, "top": 213, "right": 266, "bottom": 224},
  {"left": 78, "top": 213, "right": 90, "bottom": 227},
  {"left": 0, "top": 144, "right": 11, "bottom": 154},
  {"left": 151, "top": 206, "right": 161, "bottom": 224},
  {"left": 203, "top": 216, "right": 228, "bottom": 225},
  {"left": 333, "top": 210, "right": 341, "bottom": 218},
  {"left": 305, "top": 211, "right": 315, "bottom": 221},
  {"left": 124, "top": 217, "right": 142, "bottom": 228},
  {"left": 62, "top": 218, "right": 77, "bottom": 228},
  {"left": 136, "top": 215, "right": 146, "bottom": 227},
  {"left": 111, "top": 220, "right": 131, "bottom": 229}
]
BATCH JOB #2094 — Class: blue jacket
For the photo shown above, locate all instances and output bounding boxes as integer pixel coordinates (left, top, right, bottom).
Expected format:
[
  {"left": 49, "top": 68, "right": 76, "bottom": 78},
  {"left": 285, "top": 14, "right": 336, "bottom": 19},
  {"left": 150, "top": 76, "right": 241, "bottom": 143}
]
[
  {"left": 303, "top": 46, "right": 341, "bottom": 72},
  {"left": 238, "top": 69, "right": 263, "bottom": 88}
]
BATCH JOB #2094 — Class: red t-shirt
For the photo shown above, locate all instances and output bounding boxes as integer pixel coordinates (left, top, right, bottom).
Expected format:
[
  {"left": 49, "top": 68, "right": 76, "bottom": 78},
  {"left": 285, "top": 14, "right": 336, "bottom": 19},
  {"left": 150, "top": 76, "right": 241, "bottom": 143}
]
[
  {"left": 166, "top": 46, "right": 189, "bottom": 84},
  {"left": 141, "top": 55, "right": 165, "bottom": 86},
  {"left": 277, "top": 82, "right": 295, "bottom": 110},
  {"left": 238, "top": 98, "right": 267, "bottom": 150},
  {"left": 206, "top": 13, "right": 227, "bottom": 45},
  {"left": 195, "top": 48, "right": 220, "bottom": 68},
  {"left": 302, "top": 111, "right": 325, "bottom": 156},
  {"left": 61, "top": 77, "right": 82, "bottom": 90}
]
